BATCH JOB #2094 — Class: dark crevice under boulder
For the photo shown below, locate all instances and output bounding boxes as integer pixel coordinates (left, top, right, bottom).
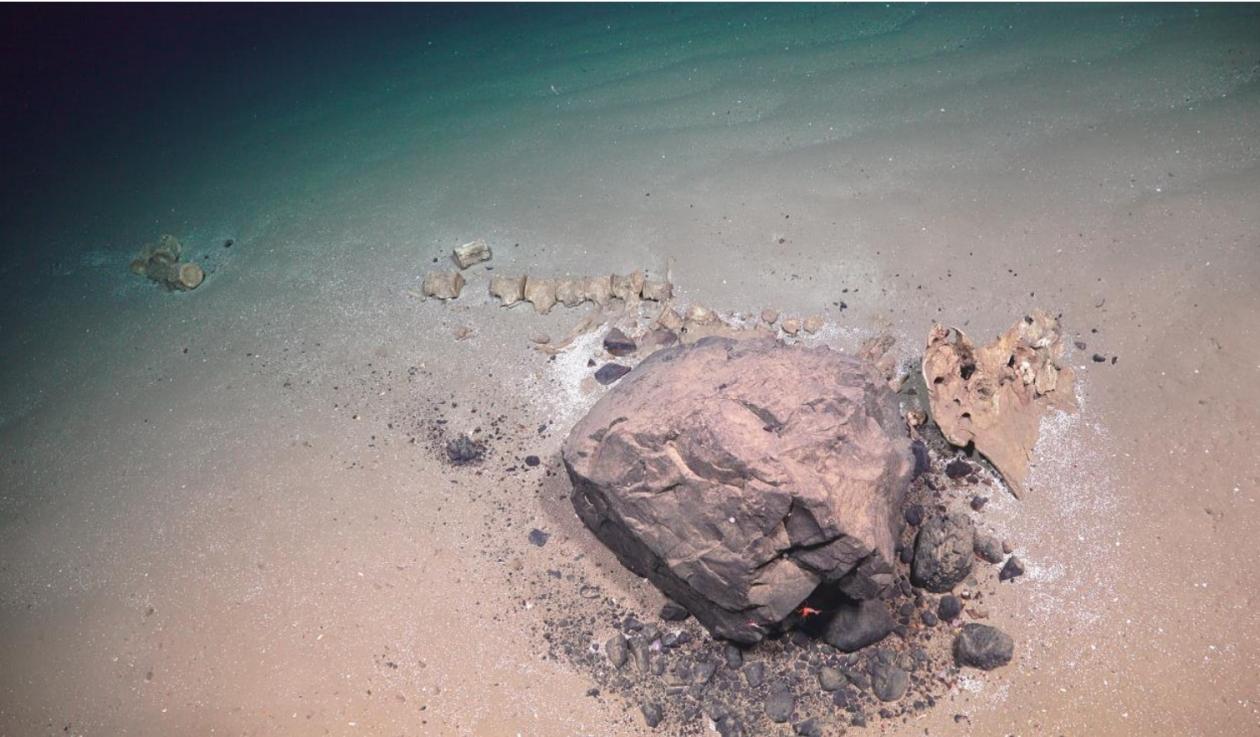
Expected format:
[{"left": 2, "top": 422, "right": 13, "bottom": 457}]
[{"left": 564, "top": 337, "right": 914, "bottom": 643}]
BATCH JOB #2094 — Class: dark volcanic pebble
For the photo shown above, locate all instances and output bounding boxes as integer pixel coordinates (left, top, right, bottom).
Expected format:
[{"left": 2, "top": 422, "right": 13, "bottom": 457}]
[
  {"left": 444, "top": 435, "right": 484, "bottom": 464},
  {"left": 851, "top": 713, "right": 867, "bottom": 727},
  {"left": 527, "top": 528, "right": 550, "bottom": 547},
  {"left": 641, "top": 702, "right": 663, "bottom": 728},
  {"left": 1092, "top": 353, "right": 1106, "bottom": 363},
  {"left": 921, "top": 610, "right": 939, "bottom": 627},
  {"left": 945, "top": 459, "right": 974, "bottom": 479},
  {"left": 795, "top": 718, "right": 823, "bottom": 737},
  {"left": 938, "top": 595, "right": 963, "bottom": 622},
  {"left": 694, "top": 660, "right": 717, "bottom": 684},
  {"left": 870, "top": 651, "right": 909, "bottom": 702},
  {"left": 999, "top": 555, "right": 1026, "bottom": 581},
  {"left": 524, "top": 455, "right": 541, "bottom": 466},
  {"left": 822, "top": 599, "right": 895, "bottom": 652},
  {"left": 969, "top": 495, "right": 988, "bottom": 511},
  {"left": 603, "top": 327, "right": 638, "bottom": 356},
  {"left": 904, "top": 504, "right": 924, "bottom": 527},
  {"left": 594, "top": 363, "right": 632, "bottom": 385},
  {"left": 818, "top": 666, "right": 845, "bottom": 691},
  {"left": 724, "top": 644, "right": 743, "bottom": 669},
  {"left": 744, "top": 662, "right": 765, "bottom": 688},
  {"left": 660, "top": 601, "right": 691, "bottom": 621},
  {"left": 605, "top": 634, "right": 629, "bottom": 668},
  {"left": 954, "top": 623, "right": 1014, "bottom": 670},
  {"left": 764, "top": 684, "right": 795, "bottom": 723},
  {"left": 974, "top": 534, "right": 1005, "bottom": 564},
  {"left": 910, "top": 440, "right": 930, "bottom": 477}
]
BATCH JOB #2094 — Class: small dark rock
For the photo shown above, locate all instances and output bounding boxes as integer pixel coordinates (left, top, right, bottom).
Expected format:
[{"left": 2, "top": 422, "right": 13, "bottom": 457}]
[
  {"left": 794, "top": 718, "right": 822, "bottom": 737},
  {"left": 904, "top": 504, "right": 924, "bottom": 527},
  {"left": 938, "top": 595, "right": 963, "bottom": 622},
  {"left": 818, "top": 665, "right": 845, "bottom": 692},
  {"left": 694, "top": 660, "right": 717, "bottom": 684},
  {"left": 585, "top": 687, "right": 599, "bottom": 697},
  {"left": 851, "top": 713, "right": 867, "bottom": 727},
  {"left": 969, "top": 495, "right": 988, "bottom": 511},
  {"left": 999, "top": 555, "right": 1025, "bottom": 581},
  {"left": 954, "top": 623, "right": 1014, "bottom": 670},
  {"left": 843, "top": 668, "right": 871, "bottom": 691},
  {"left": 744, "top": 661, "right": 765, "bottom": 688},
  {"left": 910, "top": 440, "right": 930, "bottom": 477},
  {"left": 897, "top": 602, "right": 915, "bottom": 618},
  {"left": 822, "top": 599, "right": 895, "bottom": 653},
  {"left": 603, "top": 328, "right": 637, "bottom": 357},
  {"left": 724, "top": 644, "right": 743, "bottom": 669},
  {"left": 974, "top": 534, "right": 1005, "bottom": 564},
  {"left": 898, "top": 545, "right": 914, "bottom": 564},
  {"left": 715, "top": 715, "right": 742, "bottom": 737},
  {"left": 911, "top": 512, "right": 975, "bottom": 593},
  {"left": 594, "top": 363, "right": 632, "bottom": 385},
  {"left": 764, "top": 684, "right": 795, "bottom": 723},
  {"left": 1074, "top": 340, "right": 1087, "bottom": 350},
  {"left": 606, "top": 634, "right": 629, "bottom": 668},
  {"left": 831, "top": 688, "right": 850, "bottom": 708},
  {"left": 524, "top": 455, "right": 541, "bottom": 467},
  {"left": 945, "top": 459, "right": 973, "bottom": 479},
  {"left": 662, "top": 630, "right": 692, "bottom": 648},
  {"left": 869, "top": 650, "right": 909, "bottom": 702},
  {"left": 641, "top": 702, "right": 663, "bottom": 728},
  {"left": 527, "top": 528, "right": 550, "bottom": 547},
  {"left": 444, "top": 435, "right": 484, "bottom": 464},
  {"left": 1092, "top": 353, "right": 1106, "bottom": 363},
  {"left": 223, "top": 239, "right": 234, "bottom": 248},
  {"left": 660, "top": 601, "right": 691, "bottom": 621},
  {"left": 921, "top": 610, "right": 939, "bottom": 627}
]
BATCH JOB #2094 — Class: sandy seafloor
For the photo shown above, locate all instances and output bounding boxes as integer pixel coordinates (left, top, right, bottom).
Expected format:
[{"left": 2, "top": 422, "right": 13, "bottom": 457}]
[{"left": 1, "top": 4, "right": 1259, "bottom": 736}]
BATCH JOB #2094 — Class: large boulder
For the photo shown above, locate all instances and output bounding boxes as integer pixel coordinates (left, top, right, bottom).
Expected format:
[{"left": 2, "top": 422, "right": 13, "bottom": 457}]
[{"left": 563, "top": 337, "right": 914, "bottom": 643}]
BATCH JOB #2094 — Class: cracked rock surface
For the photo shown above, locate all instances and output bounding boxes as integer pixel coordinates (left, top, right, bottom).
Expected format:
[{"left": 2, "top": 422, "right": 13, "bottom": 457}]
[{"left": 563, "top": 337, "right": 914, "bottom": 643}]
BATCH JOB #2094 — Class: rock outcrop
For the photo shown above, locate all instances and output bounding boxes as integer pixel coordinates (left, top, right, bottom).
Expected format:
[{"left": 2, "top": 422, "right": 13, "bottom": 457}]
[
  {"left": 563, "top": 337, "right": 914, "bottom": 643},
  {"left": 922, "top": 311, "right": 1076, "bottom": 497}
]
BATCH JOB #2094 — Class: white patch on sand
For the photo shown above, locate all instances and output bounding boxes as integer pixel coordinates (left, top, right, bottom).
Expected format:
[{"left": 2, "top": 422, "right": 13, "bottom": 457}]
[{"left": 535, "top": 330, "right": 605, "bottom": 429}]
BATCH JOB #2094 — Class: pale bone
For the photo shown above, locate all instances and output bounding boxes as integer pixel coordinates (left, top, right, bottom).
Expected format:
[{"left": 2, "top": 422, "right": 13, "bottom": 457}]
[
  {"left": 452, "top": 239, "right": 491, "bottom": 269},
  {"left": 489, "top": 275, "right": 526, "bottom": 306},
  {"left": 523, "top": 276, "right": 558, "bottom": 314},
  {"left": 422, "top": 271, "right": 465, "bottom": 300},
  {"left": 555, "top": 278, "right": 585, "bottom": 307}
]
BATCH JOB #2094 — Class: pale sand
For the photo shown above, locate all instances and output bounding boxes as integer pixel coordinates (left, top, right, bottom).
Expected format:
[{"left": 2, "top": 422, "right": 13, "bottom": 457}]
[{"left": 1, "top": 5, "right": 1258, "bottom": 736}]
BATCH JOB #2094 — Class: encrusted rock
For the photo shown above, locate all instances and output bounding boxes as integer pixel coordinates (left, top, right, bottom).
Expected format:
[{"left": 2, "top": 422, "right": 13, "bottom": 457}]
[
  {"left": 911, "top": 511, "right": 975, "bottom": 593},
  {"left": 803, "top": 315, "right": 825, "bottom": 334},
  {"left": 564, "top": 337, "right": 913, "bottom": 642},
  {"left": 954, "top": 623, "right": 1014, "bottom": 670},
  {"left": 781, "top": 317, "right": 801, "bottom": 336},
  {"left": 922, "top": 311, "right": 1076, "bottom": 497}
]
